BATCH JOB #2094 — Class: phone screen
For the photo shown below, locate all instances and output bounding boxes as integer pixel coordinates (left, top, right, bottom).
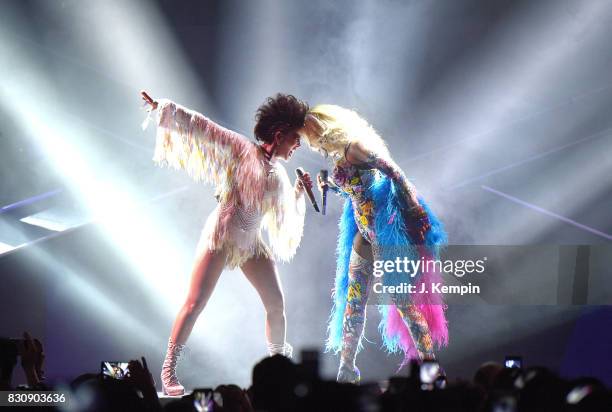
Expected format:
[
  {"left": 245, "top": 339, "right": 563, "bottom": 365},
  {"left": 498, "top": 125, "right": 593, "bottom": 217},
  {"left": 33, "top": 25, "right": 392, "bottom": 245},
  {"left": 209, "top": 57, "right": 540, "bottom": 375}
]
[
  {"left": 504, "top": 356, "right": 522, "bottom": 369},
  {"left": 420, "top": 360, "right": 440, "bottom": 384},
  {"left": 193, "top": 388, "right": 214, "bottom": 412},
  {"left": 101, "top": 361, "right": 129, "bottom": 380}
]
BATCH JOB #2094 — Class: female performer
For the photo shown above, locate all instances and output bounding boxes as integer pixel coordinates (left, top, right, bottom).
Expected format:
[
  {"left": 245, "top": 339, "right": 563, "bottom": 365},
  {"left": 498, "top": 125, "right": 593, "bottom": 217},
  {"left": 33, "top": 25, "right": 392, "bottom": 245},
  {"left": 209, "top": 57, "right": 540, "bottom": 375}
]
[
  {"left": 299, "top": 105, "right": 448, "bottom": 383},
  {"left": 141, "top": 91, "right": 312, "bottom": 395}
]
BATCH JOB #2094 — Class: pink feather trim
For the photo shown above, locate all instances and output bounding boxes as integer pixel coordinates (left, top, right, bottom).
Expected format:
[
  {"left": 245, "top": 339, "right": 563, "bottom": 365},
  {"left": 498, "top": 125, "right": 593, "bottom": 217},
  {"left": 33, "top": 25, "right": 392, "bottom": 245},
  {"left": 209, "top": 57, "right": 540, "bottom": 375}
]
[{"left": 385, "top": 248, "right": 449, "bottom": 366}]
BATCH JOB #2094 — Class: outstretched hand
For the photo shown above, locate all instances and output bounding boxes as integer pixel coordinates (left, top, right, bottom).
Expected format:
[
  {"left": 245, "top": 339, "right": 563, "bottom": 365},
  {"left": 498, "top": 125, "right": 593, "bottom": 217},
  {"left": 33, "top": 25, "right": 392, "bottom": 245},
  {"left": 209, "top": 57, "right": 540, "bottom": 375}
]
[
  {"left": 15, "top": 332, "right": 45, "bottom": 387},
  {"left": 140, "top": 90, "right": 158, "bottom": 111}
]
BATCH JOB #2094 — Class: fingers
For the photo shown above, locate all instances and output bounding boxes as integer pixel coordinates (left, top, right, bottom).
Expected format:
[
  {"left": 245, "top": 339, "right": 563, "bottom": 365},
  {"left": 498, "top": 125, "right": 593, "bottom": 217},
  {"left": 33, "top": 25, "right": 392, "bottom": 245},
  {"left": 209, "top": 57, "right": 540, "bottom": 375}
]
[
  {"left": 140, "top": 90, "right": 153, "bottom": 103},
  {"left": 316, "top": 174, "right": 329, "bottom": 192},
  {"left": 296, "top": 173, "right": 313, "bottom": 194},
  {"left": 301, "top": 172, "right": 313, "bottom": 190},
  {"left": 126, "top": 360, "right": 141, "bottom": 379},
  {"left": 128, "top": 360, "right": 142, "bottom": 370},
  {"left": 140, "top": 90, "right": 158, "bottom": 109}
]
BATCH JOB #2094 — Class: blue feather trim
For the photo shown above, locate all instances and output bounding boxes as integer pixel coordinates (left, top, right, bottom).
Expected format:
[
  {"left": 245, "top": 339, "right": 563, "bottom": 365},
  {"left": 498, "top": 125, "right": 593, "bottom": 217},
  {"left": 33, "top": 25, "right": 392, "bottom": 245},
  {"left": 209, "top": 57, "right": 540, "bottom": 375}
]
[{"left": 325, "top": 173, "right": 447, "bottom": 354}]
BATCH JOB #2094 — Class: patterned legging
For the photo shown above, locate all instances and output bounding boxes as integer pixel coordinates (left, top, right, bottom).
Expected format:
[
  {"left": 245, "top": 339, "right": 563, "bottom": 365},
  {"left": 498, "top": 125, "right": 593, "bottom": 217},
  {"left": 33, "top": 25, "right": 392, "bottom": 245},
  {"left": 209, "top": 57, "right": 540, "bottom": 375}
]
[{"left": 340, "top": 249, "right": 435, "bottom": 369}]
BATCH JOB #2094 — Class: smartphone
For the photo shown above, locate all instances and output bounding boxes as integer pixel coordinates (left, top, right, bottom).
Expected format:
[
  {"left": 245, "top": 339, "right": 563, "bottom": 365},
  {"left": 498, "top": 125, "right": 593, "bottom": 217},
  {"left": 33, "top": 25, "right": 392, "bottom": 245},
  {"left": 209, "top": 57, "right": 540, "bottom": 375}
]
[
  {"left": 566, "top": 385, "right": 593, "bottom": 404},
  {"left": 504, "top": 356, "right": 522, "bottom": 369},
  {"left": 192, "top": 388, "right": 214, "bottom": 412},
  {"left": 420, "top": 360, "right": 440, "bottom": 385},
  {"left": 101, "top": 361, "right": 130, "bottom": 380}
]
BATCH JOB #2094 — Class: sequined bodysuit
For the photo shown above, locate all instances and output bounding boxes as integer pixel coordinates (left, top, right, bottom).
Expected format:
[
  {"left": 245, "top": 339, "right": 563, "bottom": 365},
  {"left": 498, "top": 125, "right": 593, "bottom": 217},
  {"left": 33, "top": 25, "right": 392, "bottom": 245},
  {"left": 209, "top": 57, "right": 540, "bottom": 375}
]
[
  {"left": 328, "top": 145, "right": 443, "bottom": 369},
  {"left": 332, "top": 155, "right": 379, "bottom": 244},
  {"left": 201, "top": 158, "right": 283, "bottom": 267}
]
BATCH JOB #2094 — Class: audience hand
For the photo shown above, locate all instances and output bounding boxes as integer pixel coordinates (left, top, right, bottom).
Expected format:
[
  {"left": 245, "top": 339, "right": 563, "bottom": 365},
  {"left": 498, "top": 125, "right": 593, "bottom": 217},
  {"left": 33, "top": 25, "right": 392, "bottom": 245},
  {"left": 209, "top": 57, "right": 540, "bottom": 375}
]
[{"left": 15, "top": 332, "right": 43, "bottom": 387}]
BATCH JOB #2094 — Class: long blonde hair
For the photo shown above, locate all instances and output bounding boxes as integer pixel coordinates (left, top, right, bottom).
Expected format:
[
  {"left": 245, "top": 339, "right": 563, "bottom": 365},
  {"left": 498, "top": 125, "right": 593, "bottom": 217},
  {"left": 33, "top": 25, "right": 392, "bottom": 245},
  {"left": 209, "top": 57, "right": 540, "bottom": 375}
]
[{"left": 301, "top": 104, "right": 390, "bottom": 159}]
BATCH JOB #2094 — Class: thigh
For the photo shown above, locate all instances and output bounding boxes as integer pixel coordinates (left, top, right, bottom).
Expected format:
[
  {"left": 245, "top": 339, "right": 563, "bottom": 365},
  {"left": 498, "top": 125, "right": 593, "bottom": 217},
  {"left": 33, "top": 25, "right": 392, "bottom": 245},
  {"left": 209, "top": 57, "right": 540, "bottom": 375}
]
[
  {"left": 240, "top": 254, "right": 284, "bottom": 310},
  {"left": 346, "top": 246, "right": 375, "bottom": 308},
  {"left": 186, "top": 248, "right": 227, "bottom": 304},
  {"left": 352, "top": 232, "right": 373, "bottom": 261}
]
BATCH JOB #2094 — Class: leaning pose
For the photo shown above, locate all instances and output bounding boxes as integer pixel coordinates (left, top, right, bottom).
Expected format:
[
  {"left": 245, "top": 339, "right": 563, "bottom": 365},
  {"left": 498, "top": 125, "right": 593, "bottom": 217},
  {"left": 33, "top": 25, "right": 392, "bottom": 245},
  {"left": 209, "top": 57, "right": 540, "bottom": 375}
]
[
  {"left": 300, "top": 105, "right": 448, "bottom": 383},
  {"left": 141, "top": 92, "right": 311, "bottom": 395}
]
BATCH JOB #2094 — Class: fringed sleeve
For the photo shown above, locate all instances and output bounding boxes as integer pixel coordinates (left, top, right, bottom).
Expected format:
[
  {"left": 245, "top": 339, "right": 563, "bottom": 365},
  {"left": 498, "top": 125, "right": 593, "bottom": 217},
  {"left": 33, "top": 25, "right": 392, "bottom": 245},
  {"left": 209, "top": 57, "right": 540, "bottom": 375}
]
[
  {"left": 152, "top": 99, "right": 266, "bottom": 207},
  {"left": 262, "top": 164, "right": 306, "bottom": 262}
]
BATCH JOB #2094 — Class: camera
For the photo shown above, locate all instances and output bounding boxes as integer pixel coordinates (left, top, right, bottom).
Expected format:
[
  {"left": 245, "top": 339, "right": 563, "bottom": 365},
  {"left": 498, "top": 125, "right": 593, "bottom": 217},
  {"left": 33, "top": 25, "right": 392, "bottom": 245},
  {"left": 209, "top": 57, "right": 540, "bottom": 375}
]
[
  {"left": 100, "top": 361, "right": 130, "bottom": 380},
  {"left": 504, "top": 356, "right": 522, "bottom": 369},
  {"left": 192, "top": 388, "right": 214, "bottom": 412}
]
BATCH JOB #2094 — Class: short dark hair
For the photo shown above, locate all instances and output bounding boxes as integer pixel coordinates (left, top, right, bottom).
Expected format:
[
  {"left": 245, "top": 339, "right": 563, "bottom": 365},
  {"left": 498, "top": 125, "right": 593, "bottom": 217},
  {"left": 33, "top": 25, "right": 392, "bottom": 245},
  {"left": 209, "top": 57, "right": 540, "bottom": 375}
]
[{"left": 254, "top": 94, "right": 309, "bottom": 143}]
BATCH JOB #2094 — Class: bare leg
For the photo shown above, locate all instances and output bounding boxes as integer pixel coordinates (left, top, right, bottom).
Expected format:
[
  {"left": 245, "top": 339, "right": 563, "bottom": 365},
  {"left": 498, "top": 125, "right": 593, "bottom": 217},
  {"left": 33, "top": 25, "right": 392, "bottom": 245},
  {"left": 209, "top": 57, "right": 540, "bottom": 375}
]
[
  {"left": 161, "top": 248, "right": 227, "bottom": 396},
  {"left": 170, "top": 248, "right": 228, "bottom": 344},
  {"left": 240, "top": 253, "right": 290, "bottom": 355},
  {"left": 353, "top": 231, "right": 373, "bottom": 261}
]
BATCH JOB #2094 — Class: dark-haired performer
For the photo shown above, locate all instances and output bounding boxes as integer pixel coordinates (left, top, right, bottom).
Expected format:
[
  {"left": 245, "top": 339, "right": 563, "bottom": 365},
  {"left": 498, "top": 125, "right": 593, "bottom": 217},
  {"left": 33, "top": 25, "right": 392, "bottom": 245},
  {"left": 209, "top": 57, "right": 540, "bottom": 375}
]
[{"left": 141, "top": 92, "right": 312, "bottom": 396}]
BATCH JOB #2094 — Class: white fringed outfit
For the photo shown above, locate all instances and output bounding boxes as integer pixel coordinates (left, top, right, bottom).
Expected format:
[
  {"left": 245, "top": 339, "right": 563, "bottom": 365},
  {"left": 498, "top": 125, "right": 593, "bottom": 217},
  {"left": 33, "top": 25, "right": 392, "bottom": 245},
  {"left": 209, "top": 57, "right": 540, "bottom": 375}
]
[{"left": 150, "top": 99, "right": 305, "bottom": 268}]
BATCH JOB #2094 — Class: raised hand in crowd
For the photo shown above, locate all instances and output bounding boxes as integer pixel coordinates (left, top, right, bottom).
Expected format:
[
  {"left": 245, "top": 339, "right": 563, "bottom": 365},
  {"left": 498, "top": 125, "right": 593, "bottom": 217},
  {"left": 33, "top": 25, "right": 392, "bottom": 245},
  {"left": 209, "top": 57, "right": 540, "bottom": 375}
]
[{"left": 15, "top": 331, "right": 46, "bottom": 389}]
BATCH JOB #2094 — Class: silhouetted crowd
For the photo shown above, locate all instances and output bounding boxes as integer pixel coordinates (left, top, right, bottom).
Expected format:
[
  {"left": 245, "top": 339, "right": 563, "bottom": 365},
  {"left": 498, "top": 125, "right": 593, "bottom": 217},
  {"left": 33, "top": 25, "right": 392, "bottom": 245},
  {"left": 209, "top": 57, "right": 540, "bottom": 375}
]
[{"left": 1, "top": 333, "right": 611, "bottom": 411}]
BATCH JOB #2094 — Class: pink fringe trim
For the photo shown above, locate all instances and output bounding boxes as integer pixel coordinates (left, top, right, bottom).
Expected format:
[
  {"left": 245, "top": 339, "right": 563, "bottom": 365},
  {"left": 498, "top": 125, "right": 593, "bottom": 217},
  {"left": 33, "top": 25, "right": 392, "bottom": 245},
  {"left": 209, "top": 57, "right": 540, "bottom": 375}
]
[{"left": 385, "top": 247, "right": 449, "bottom": 366}]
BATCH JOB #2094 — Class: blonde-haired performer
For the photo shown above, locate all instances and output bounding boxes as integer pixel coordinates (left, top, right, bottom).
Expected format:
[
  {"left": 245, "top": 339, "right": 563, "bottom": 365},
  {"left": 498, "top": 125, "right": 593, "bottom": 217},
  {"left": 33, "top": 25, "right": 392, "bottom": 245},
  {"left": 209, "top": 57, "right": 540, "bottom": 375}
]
[
  {"left": 141, "top": 91, "right": 312, "bottom": 395},
  {"left": 301, "top": 105, "right": 448, "bottom": 383}
]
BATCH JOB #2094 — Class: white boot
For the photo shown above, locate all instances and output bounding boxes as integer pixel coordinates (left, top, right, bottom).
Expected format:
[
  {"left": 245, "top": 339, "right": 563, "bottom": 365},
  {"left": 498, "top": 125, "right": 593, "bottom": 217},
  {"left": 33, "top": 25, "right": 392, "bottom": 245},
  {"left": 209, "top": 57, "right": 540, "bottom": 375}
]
[
  {"left": 161, "top": 339, "right": 185, "bottom": 396},
  {"left": 267, "top": 342, "right": 294, "bottom": 358}
]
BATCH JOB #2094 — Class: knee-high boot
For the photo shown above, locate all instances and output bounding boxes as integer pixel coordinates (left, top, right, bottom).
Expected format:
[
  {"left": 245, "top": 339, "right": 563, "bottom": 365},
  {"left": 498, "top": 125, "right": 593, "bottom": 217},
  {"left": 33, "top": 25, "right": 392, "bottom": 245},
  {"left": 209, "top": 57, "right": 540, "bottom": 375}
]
[
  {"left": 337, "top": 250, "right": 372, "bottom": 383},
  {"left": 161, "top": 339, "right": 186, "bottom": 396}
]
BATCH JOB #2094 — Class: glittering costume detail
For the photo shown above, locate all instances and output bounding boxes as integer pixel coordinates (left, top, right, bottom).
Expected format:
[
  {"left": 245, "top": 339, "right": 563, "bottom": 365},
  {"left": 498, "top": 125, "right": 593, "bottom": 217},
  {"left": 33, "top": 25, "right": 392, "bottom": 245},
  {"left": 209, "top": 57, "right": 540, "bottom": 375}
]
[
  {"left": 337, "top": 250, "right": 372, "bottom": 383},
  {"left": 161, "top": 339, "right": 186, "bottom": 396},
  {"left": 337, "top": 363, "right": 361, "bottom": 384},
  {"left": 397, "top": 305, "right": 435, "bottom": 360},
  {"left": 327, "top": 150, "right": 448, "bottom": 366},
  {"left": 149, "top": 100, "right": 305, "bottom": 268},
  {"left": 332, "top": 155, "right": 377, "bottom": 243}
]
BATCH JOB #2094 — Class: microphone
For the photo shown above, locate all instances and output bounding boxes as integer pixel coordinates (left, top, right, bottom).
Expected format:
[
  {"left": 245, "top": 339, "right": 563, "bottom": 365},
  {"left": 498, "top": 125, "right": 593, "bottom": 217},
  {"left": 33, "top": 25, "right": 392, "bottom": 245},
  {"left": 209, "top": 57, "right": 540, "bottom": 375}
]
[
  {"left": 295, "top": 168, "right": 320, "bottom": 212},
  {"left": 319, "top": 169, "right": 329, "bottom": 215}
]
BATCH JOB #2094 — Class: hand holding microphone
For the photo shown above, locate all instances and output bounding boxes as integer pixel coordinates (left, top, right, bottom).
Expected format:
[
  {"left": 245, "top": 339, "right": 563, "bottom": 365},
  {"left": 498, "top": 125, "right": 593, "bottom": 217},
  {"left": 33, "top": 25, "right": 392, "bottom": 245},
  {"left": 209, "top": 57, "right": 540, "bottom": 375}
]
[
  {"left": 318, "top": 170, "right": 329, "bottom": 215},
  {"left": 295, "top": 168, "right": 319, "bottom": 212}
]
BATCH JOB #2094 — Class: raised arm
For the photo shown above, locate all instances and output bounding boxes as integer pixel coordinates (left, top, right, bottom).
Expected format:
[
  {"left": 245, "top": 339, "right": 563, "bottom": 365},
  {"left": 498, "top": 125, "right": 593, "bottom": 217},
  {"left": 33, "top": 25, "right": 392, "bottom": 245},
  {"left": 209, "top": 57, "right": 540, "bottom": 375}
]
[{"left": 141, "top": 91, "right": 252, "bottom": 187}]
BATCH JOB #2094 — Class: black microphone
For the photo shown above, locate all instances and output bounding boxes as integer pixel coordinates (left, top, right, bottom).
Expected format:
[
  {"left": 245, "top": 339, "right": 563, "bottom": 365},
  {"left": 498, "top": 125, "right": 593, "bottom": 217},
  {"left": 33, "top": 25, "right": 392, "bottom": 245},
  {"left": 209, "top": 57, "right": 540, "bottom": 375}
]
[
  {"left": 319, "top": 169, "right": 329, "bottom": 215},
  {"left": 295, "top": 167, "right": 320, "bottom": 212}
]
